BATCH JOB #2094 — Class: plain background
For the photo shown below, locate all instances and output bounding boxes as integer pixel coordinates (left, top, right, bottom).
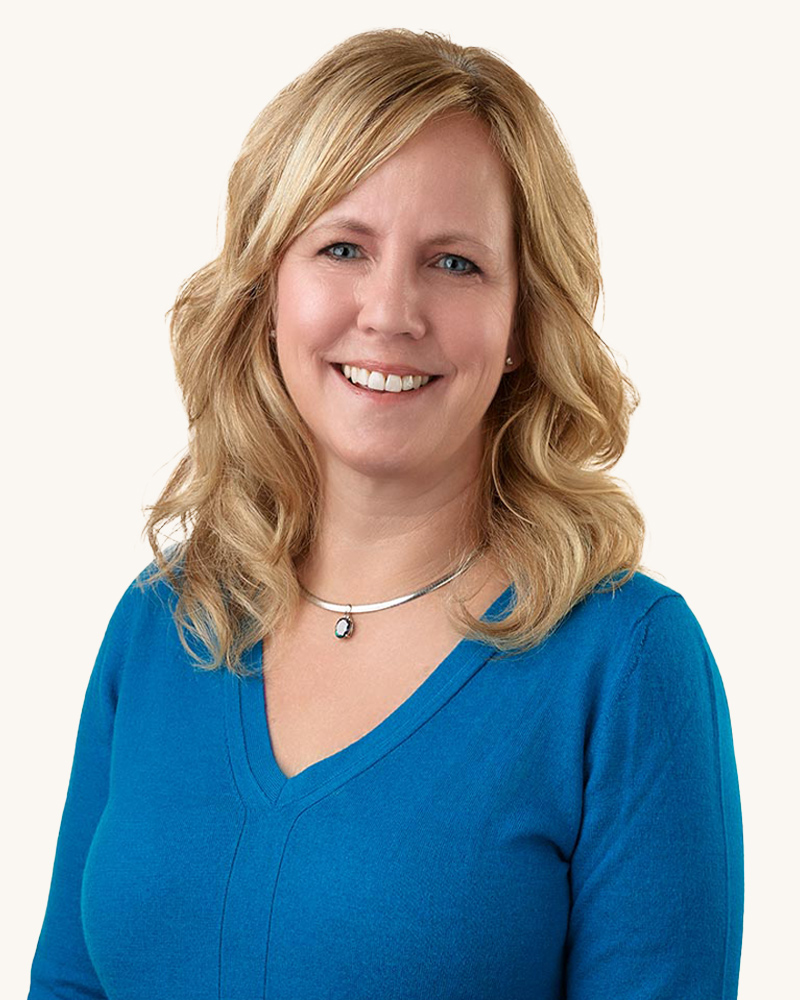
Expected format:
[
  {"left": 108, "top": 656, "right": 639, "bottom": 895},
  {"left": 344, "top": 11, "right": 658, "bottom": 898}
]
[{"left": 3, "top": 0, "right": 796, "bottom": 994}]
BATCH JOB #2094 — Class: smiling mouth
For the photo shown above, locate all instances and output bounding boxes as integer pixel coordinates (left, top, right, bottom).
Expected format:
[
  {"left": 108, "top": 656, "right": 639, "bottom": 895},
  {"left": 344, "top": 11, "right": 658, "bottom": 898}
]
[{"left": 333, "top": 363, "right": 443, "bottom": 394}]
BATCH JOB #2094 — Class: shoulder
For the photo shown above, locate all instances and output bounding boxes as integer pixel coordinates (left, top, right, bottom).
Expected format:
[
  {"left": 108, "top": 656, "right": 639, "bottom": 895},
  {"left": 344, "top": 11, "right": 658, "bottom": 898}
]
[
  {"left": 89, "top": 555, "right": 195, "bottom": 704},
  {"left": 549, "top": 569, "right": 700, "bottom": 655},
  {"left": 76, "top": 557, "right": 178, "bottom": 712},
  {"left": 570, "top": 571, "right": 722, "bottom": 716},
  {"left": 99, "top": 555, "right": 184, "bottom": 666},
  {"left": 504, "top": 570, "right": 719, "bottom": 714},
  {"left": 584, "top": 568, "right": 686, "bottom": 624}
]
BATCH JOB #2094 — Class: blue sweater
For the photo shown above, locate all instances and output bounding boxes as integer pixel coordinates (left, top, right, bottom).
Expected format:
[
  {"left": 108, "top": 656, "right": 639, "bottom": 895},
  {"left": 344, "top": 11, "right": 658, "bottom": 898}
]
[{"left": 29, "top": 565, "right": 744, "bottom": 999}]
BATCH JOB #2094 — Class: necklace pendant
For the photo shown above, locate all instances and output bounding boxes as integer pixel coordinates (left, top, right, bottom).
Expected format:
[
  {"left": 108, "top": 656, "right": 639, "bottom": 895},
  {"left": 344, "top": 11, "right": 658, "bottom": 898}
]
[{"left": 334, "top": 607, "right": 354, "bottom": 639}]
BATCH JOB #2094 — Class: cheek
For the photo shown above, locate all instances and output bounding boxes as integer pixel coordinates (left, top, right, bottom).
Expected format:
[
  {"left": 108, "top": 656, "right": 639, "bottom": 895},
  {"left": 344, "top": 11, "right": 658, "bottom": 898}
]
[
  {"left": 277, "top": 264, "right": 353, "bottom": 336},
  {"left": 435, "top": 298, "right": 512, "bottom": 363}
]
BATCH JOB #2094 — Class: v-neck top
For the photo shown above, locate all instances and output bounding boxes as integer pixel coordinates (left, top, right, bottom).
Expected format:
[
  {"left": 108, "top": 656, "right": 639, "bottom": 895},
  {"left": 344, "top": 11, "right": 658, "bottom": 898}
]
[
  {"left": 235, "top": 588, "right": 516, "bottom": 807},
  {"left": 28, "top": 563, "right": 744, "bottom": 999}
]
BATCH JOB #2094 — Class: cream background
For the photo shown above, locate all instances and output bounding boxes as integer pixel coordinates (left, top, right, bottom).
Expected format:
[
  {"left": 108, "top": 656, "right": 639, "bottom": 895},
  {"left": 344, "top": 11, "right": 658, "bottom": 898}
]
[{"left": 3, "top": 2, "right": 795, "bottom": 995}]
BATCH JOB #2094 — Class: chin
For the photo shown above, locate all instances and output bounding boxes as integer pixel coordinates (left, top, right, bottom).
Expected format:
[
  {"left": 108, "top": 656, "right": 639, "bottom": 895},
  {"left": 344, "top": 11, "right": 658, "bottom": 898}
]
[{"left": 317, "top": 441, "right": 436, "bottom": 481}]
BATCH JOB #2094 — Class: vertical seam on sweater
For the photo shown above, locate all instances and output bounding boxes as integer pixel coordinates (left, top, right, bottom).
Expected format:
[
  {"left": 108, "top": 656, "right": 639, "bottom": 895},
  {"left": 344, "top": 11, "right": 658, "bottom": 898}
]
[
  {"left": 610, "top": 592, "right": 730, "bottom": 997},
  {"left": 262, "top": 809, "right": 309, "bottom": 1000},
  {"left": 219, "top": 676, "right": 253, "bottom": 998},
  {"left": 566, "top": 593, "right": 683, "bottom": 872},
  {"left": 218, "top": 814, "right": 247, "bottom": 1000},
  {"left": 609, "top": 593, "right": 684, "bottom": 707},
  {"left": 703, "top": 633, "right": 731, "bottom": 996}
]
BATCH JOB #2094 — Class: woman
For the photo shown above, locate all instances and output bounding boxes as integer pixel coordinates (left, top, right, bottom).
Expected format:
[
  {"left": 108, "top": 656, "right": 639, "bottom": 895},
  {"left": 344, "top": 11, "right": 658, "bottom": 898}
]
[{"left": 28, "top": 28, "right": 744, "bottom": 1000}]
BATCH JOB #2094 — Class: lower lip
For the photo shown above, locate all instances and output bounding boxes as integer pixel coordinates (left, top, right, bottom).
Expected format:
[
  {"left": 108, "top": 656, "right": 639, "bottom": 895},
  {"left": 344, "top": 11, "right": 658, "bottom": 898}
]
[{"left": 331, "top": 365, "right": 443, "bottom": 401}]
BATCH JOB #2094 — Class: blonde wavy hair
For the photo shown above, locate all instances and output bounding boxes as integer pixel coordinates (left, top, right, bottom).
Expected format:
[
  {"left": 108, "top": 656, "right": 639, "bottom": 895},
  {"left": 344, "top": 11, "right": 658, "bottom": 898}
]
[{"left": 142, "top": 27, "right": 646, "bottom": 675}]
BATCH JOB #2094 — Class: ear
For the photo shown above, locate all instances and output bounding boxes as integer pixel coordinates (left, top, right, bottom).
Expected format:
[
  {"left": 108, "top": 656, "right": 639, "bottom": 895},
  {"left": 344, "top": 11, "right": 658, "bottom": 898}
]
[{"left": 504, "top": 329, "right": 523, "bottom": 372}]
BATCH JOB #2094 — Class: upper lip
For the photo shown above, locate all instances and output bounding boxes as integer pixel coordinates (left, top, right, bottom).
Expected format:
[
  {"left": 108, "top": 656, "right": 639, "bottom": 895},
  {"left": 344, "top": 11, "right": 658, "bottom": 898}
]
[{"left": 334, "top": 360, "right": 441, "bottom": 377}]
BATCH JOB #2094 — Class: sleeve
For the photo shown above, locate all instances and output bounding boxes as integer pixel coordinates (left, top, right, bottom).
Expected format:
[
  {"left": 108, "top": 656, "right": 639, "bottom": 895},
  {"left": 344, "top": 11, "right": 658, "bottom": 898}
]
[
  {"left": 564, "top": 594, "right": 745, "bottom": 999},
  {"left": 28, "top": 585, "right": 132, "bottom": 1000}
]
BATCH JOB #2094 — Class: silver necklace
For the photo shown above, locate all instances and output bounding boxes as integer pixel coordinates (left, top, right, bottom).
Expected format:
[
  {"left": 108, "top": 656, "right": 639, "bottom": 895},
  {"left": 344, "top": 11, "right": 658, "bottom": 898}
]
[{"left": 300, "top": 546, "right": 485, "bottom": 639}]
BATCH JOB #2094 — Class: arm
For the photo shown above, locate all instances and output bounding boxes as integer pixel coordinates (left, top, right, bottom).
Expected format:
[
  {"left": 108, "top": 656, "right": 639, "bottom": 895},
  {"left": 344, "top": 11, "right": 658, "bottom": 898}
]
[
  {"left": 28, "top": 587, "right": 131, "bottom": 1000},
  {"left": 565, "top": 594, "right": 744, "bottom": 999}
]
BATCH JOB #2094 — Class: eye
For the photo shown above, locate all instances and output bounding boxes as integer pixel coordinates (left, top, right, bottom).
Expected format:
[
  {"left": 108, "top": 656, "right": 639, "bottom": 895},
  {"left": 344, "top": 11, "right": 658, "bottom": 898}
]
[
  {"left": 318, "top": 243, "right": 480, "bottom": 276},
  {"left": 435, "top": 253, "right": 481, "bottom": 277},
  {"left": 320, "top": 242, "right": 362, "bottom": 260}
]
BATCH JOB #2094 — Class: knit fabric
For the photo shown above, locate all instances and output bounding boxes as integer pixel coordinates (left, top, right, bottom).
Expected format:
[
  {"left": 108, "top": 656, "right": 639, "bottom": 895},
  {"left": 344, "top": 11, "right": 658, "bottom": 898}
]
[{"left": 28, "top": 564, "right": 744, "bottom": 999}]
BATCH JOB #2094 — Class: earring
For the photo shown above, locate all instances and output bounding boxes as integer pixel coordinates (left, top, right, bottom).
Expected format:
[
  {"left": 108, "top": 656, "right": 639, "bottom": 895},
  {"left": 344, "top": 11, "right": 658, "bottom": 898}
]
[
  {"left": 505, "top": 356, "right": 513, "bottom": 366},
  {"left": 270, "top": 330, "right": 277, "bottom": 339}
]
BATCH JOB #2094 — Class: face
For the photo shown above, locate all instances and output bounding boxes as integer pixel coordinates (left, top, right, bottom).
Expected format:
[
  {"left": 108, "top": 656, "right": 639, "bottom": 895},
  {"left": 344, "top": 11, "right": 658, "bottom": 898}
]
[{"left": 273, "top": 114, "right": 518, "bottom": 484}]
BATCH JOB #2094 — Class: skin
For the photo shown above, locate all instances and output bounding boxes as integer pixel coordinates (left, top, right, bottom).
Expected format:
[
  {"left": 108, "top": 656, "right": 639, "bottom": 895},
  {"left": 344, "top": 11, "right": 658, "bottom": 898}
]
[{"left": 273, "top": 113, "right": 519, "bottom": 605}]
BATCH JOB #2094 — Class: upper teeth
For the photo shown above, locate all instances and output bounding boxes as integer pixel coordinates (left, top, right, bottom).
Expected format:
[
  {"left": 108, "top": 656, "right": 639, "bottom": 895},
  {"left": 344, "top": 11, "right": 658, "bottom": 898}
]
[{"left": 341, "top": 364, "right": 432, "bottom": 393}]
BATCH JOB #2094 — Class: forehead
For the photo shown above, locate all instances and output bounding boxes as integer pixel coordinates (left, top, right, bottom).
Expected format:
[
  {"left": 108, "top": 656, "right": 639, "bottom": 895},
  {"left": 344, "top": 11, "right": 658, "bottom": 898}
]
[{"left": 306, "top": 115, "right": 515, "bottom": 256}]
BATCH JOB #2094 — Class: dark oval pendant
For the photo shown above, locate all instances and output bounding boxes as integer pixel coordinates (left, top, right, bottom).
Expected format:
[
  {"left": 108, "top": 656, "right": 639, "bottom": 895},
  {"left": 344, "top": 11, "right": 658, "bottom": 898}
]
[{"left": 334, "top": 615, "right": 354, "bottom": 639}]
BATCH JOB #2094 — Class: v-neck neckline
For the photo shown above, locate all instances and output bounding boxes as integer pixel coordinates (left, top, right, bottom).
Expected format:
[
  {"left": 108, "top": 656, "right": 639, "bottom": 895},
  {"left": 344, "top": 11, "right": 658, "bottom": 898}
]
[{"left": 225, "top": 584, "right": 516, "bottom": 808}]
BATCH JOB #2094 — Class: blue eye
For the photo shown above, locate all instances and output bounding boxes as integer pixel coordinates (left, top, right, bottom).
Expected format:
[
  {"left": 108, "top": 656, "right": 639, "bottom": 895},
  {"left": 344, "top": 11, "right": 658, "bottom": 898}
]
[
  {"left": 320, "top": 243, "right": 480, "bottom": 277},
  {"left": 321, "top": 242, "right": 361, "bottom": 260},
  {"left": 436, "top": 254, "right": 480, "bottom": 276}
]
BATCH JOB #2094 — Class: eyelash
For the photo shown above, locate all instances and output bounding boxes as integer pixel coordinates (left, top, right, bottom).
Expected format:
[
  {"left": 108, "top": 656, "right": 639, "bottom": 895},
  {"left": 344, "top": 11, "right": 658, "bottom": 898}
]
[{"left": 319, "top": 242, "right": 482, "bottom": 277}]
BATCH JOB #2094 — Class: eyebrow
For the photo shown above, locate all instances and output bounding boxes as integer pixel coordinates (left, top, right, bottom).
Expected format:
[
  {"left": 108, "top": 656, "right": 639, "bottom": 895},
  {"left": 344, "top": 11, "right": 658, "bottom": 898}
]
[{"left": 307, "top": 215, "right": 502, "bottom": 264}]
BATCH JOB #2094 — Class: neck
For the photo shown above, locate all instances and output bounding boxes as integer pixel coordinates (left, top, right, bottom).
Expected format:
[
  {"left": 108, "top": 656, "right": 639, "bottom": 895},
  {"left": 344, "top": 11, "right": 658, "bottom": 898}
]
[{"left": 297, "top": 461, "right": 487, "bottom": 605}]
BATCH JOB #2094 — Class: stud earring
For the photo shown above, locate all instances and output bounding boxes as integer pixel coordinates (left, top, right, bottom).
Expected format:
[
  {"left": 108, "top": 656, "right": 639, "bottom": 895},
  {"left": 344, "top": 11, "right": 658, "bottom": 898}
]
[
  {"left": 505, "top": 356, "right": 513, "bottom": 366},
  {"left": 269, "top": 330, "right": 277, "bottom": 339}
]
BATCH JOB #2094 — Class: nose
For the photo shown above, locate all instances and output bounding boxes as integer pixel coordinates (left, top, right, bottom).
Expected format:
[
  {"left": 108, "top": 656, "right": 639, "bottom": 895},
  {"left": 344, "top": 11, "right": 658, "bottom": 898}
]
[{"left": 354, "top": 253, "right": 426, "bottom": 341}]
